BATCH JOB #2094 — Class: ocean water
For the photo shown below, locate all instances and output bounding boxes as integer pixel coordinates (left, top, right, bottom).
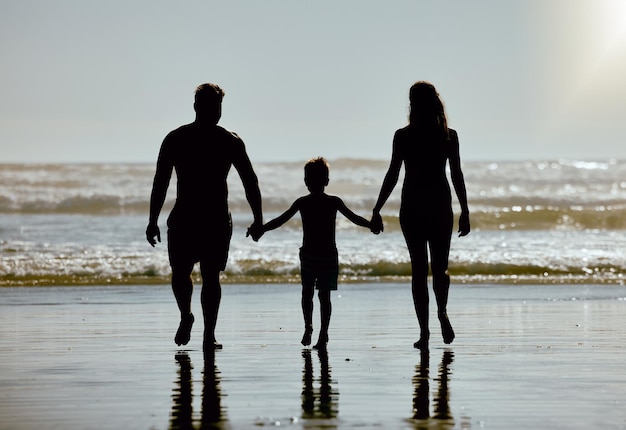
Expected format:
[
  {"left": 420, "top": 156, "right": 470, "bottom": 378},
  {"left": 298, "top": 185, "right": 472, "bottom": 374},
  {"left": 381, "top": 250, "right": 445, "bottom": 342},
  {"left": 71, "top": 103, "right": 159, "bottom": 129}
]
[{"left": 1, "top": 159, "right": 625, "bottom": 286}]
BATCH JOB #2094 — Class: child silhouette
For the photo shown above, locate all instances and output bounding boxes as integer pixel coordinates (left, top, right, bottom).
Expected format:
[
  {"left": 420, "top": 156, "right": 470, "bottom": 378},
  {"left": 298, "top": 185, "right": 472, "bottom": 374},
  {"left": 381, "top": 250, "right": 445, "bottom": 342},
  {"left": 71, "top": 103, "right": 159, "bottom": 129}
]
[{"left": 248, "top": 157, "right": 373, "bottom": 349}]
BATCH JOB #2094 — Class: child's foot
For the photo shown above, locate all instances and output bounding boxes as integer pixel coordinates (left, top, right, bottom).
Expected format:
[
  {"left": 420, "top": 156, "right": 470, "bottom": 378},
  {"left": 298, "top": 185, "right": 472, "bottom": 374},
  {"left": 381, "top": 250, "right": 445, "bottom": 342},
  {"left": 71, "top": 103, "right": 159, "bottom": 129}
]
[
  {"left": 301, "top": 326, "right": 313, "bottom": 346},
  {"left": 175, "top": 313, "right": 194, "bottom": 346},
  {"left": 313, "top": 333, "right": 328, "bottom": 350},
  {"left": 439, "top": 313, "right": 455, "bottom": 344}
]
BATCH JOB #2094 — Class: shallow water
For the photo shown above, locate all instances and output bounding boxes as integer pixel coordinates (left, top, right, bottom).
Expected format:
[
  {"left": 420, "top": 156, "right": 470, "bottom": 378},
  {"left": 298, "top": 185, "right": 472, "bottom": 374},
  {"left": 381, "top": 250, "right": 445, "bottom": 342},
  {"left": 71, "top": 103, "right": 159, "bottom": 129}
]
[{"left": 1, "top": 283, "right": 625, "bottom": 429}]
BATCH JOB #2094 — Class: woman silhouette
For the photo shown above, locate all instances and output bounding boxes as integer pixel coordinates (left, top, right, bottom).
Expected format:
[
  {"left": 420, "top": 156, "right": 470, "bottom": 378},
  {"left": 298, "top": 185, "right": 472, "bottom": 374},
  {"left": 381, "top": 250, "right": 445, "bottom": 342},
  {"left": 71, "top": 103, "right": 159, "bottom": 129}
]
[{"left": 372, "top": 81, "right": 470, "bottom": 349}]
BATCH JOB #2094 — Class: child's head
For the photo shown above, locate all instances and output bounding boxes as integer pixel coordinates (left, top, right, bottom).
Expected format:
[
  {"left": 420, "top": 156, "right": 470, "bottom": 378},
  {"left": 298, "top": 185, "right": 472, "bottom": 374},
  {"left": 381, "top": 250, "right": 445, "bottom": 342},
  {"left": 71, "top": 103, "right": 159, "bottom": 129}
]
[{"left": 304, "top": 157, "right": 330, "bottom": 192}]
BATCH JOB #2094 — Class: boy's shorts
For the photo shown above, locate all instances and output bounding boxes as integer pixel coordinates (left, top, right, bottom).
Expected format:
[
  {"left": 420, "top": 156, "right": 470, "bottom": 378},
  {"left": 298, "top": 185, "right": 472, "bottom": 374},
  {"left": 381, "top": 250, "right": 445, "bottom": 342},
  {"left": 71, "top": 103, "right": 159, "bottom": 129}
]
[
  {"left": 167, "top": 215, "right": 232, "bottom": 271},
  {"left": 299, "top": 248, "right": 339, "bottom": 291}
]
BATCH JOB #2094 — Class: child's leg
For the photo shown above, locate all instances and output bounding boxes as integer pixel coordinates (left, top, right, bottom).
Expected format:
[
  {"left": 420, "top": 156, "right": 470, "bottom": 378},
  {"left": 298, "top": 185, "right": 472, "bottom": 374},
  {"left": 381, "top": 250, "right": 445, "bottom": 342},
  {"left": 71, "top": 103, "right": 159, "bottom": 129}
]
[
  {"left": 301, "top": 279, "right": 315, "bottom": 346},
  {"left": 314, "top": 288, "right": 331, "bottom": 350}
]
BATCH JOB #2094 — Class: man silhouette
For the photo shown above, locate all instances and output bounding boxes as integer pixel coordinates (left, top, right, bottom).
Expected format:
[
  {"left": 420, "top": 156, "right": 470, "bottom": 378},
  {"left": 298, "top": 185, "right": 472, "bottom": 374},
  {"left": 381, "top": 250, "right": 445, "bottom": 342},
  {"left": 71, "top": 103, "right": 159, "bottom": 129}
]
[{"left": 146, "top": 83, "right": 262, "bottom": 350}]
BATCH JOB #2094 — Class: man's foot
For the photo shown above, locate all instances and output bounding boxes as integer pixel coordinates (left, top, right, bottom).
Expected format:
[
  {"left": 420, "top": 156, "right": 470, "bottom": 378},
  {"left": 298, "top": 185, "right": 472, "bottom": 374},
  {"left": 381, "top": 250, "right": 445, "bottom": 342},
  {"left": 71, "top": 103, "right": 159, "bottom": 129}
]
[
  {"left": 413, "top": 338, "right": 429, "bottom": 350},
  {"left": 203, "top": 339, "right": 223, "bottom": 351},
  {"left": 439, "top": 313, "right": 455, "bottom": 345},
  {"left": 301, "top": 326, "right": 313, "bottom": 346},
  {"left": 175, "top": 313, "right": 195, "bottom": 346},
  {"left": 312, "top": 333, "right": 328, "bottom": 350}
]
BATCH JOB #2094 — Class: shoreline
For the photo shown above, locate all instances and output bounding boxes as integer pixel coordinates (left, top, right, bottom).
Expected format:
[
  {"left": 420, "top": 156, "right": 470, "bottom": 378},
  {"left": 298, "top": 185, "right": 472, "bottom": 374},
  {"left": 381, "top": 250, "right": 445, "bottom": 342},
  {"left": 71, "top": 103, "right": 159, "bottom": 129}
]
[{"left": 2, "top": 274, "right": 625, "bottom": 287}]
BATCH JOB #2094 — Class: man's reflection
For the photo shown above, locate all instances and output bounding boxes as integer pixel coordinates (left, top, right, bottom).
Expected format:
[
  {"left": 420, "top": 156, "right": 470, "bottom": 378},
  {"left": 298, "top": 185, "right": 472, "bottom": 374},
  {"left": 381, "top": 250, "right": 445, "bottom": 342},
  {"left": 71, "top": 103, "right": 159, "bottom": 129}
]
[
  {"left": 202, "top": 349, "right": 225, "bottom": 427},
  {"left": 169, "top": 351, "right": 226, "bottom": 429},
  {"left": 412, "top": 349, "right": 454, "bottom": 422},
  {"left": 170, "top": 352, "right": 194, "bottom": 429},
  {"left": 301, "top": 348, "right": 339, "bottom": 420}
]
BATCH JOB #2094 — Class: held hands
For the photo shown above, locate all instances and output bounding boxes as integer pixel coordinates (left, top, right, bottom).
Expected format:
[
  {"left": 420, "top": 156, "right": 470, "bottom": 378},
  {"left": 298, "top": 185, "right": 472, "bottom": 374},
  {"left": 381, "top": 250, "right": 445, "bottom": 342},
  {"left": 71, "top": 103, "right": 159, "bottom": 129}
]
[
  {"left": 370, "top": 211, "right": 384, "bottom": 235},
  {"left": 246, "top": 221, "right": 264, "bottom": 242},
  {"left": 458, "top": 212, "right": 470, "bottom": 237},
  {"left": 146, "top": 223, "right": 161, "bottom": 247}
]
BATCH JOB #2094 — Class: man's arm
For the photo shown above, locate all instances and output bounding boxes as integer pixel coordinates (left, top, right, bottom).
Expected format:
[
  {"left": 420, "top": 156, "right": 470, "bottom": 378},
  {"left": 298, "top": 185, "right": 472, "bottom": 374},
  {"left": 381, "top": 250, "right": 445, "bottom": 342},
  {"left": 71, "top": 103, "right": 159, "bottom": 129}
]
[
  {"left": 232, "top": 137, "right": 263, "bottom": 229},
  {"left": 146, "top": 137, "right": 174, "bottom": 246}
]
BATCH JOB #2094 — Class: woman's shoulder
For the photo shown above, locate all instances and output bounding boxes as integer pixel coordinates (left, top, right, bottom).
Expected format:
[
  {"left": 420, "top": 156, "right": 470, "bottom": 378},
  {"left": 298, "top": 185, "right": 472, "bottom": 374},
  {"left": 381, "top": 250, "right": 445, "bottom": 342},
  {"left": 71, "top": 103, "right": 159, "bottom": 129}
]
[{"left": 395, "top": 125, "right": 412, "bottom": 136}]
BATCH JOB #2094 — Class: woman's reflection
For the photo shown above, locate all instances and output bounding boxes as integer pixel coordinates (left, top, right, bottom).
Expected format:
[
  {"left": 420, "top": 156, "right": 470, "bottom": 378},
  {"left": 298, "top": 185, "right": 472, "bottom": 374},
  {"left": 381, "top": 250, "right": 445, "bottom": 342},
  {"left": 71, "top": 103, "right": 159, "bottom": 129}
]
[
  {"left": 301, "top": 348, "right": 339, "bottom": 420},
  {"left": 169, "top": 351, "right": 226, "bottom": 429},
  {"left": 412, "top": 349, "right": 454, "bottom": 422}
]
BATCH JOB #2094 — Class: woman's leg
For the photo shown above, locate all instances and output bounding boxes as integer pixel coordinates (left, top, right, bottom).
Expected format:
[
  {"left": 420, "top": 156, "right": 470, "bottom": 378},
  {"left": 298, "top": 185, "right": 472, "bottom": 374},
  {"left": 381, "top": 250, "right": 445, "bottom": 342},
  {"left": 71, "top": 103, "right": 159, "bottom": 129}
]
[
  {"left": 429, "top": 225, "right": 454, "bottom": 344},
  {"left": 405, "top": 235, "right": 430, "bottom": 348}
]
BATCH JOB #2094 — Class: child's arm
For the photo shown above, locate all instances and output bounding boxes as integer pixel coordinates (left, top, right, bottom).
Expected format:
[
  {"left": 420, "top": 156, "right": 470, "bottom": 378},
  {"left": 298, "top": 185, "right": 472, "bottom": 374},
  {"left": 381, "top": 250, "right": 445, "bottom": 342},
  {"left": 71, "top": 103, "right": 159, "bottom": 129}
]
[
  {"left": 263, "top": 203, "right": 299, "bottom": 232},
  {"left": 248, "top": 199, "right": 301, "bottom": 241},
  {"left": 336, "top": 198, "right": 371, "bottom": 229}
]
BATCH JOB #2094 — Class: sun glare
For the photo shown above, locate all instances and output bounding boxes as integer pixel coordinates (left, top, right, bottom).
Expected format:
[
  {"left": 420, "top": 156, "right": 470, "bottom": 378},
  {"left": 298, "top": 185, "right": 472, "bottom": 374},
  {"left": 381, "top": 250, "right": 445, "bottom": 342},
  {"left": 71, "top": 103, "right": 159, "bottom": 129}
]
[{"left": 594, "top": 0, "right": 626, "bottom": 57}]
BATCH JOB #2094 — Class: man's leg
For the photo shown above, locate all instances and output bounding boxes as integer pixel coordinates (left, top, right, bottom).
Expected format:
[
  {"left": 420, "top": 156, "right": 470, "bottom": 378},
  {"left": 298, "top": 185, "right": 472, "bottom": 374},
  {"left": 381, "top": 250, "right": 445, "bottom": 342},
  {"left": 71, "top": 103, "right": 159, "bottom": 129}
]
[
  {"left": 171, "top": 262, "right": 195, "bottom": 346},
  {"left": 200, "top": 262, "right": 222, "bottom": 350}
]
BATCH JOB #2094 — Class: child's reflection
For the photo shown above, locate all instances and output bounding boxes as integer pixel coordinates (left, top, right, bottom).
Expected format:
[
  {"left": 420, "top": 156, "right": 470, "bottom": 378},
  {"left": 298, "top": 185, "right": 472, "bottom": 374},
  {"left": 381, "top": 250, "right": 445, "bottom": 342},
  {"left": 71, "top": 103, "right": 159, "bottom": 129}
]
[
  {"left": 412, "top": 349, "right": 454, "bottom": 422},
  {"left": 301, "top": 348, "right": 339, "bottom": 420},
  {"left": 169, "top": 351, "right": 226, "bottom": 429}
]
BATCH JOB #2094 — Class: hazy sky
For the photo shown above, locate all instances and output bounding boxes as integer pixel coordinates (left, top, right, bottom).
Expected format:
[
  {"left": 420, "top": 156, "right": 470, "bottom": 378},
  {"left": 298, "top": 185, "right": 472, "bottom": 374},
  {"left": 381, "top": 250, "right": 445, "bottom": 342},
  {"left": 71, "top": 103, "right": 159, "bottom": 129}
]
[{"left": 2, "top": 1, "right": 625, "bottom": 163}]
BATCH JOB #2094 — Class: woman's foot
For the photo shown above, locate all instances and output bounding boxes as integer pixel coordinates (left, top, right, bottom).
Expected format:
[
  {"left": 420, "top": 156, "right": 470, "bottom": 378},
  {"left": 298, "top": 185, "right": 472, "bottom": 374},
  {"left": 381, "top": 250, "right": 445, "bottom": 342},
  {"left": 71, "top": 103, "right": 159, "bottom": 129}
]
[
  {"left": 301, "top": 326, "right": 313, "bottom": 346},
  {"left": 413, "top": 330, "right": 430, "bottom": 349},
  {"left": 439, "top": 313, "right": 455, "bottom": 344},
  {"left": 175, "top": 313, "right": 195, "bottom": 346},
  {"left": 313, "top": 332, "right": 328, "bottom": 350}
]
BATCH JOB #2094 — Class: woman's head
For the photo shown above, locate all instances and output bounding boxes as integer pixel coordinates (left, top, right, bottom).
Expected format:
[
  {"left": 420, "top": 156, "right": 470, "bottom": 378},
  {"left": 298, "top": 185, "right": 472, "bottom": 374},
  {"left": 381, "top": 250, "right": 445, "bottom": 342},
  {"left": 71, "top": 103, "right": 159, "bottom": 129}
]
[{"left": 408, "top": 81, "right": 448, "bottom": 139}]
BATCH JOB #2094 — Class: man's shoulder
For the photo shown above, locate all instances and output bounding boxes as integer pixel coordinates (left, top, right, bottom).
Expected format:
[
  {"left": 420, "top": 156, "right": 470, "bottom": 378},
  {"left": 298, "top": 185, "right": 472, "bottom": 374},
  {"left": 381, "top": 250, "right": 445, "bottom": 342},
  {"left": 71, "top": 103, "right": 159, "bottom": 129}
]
[
  {"left": 167, "top": 123, "right": 240, "bottom": 138},
  {"left": 213, "top": 125, "right": 243, "bottom": 141}
]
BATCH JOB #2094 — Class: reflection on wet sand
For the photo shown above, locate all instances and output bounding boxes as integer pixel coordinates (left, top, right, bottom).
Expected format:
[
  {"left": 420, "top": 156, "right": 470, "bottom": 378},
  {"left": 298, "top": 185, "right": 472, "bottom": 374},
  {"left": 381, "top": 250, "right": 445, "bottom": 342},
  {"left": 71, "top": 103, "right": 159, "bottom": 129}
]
[
  {"left": 412, "top": 349, "right": 454, "bottom": 423},
  {"left": 169, "top": 351, "right": 226, "bottom": 429},
  {"left": 301, "top": 349, "right": 339, "bottom": 421}
]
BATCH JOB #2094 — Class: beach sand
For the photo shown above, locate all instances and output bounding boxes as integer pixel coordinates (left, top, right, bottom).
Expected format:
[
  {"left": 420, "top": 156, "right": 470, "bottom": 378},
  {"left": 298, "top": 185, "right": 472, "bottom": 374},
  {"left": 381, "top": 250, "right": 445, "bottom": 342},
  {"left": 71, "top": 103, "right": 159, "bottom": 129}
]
[{"left": 1, "top": 282, "right": 625, "bottom": 429}]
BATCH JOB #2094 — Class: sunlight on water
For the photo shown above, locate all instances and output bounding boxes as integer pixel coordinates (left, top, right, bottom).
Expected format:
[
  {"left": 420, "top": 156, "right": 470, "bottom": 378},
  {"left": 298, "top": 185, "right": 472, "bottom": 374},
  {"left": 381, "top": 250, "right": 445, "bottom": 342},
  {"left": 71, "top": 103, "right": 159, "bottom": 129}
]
[{"left": 1, "top": 160, "right": 626, "bottom": 285}]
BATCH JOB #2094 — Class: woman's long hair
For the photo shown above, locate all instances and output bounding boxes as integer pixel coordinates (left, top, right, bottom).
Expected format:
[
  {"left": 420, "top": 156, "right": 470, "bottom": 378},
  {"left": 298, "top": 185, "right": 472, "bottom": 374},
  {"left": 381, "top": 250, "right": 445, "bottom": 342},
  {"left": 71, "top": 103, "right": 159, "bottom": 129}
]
[{"left": 408, "top": 81, "right": 449, "bottom": 141}]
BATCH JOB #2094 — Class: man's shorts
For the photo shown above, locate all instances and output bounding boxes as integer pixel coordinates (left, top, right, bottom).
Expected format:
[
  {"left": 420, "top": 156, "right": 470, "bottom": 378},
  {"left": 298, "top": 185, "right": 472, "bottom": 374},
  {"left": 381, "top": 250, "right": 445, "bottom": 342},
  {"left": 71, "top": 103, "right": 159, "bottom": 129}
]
[
  {"left": 299, "top": 248, "right": 339, "bottom": 291},
  {"left": 167, "top": 214, "right": 232, "bottom": 271}
]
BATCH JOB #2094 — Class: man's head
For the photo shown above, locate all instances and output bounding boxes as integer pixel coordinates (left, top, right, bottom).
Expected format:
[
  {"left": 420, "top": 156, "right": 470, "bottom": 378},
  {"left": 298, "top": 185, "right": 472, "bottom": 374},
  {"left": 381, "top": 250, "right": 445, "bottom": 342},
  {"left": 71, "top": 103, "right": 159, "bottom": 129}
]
[
  {"left": 304, "top": 157, "right": 330, "bottom": 192},
  {"left": 194, "top": 83, "right": 225, "bottom": 124}
]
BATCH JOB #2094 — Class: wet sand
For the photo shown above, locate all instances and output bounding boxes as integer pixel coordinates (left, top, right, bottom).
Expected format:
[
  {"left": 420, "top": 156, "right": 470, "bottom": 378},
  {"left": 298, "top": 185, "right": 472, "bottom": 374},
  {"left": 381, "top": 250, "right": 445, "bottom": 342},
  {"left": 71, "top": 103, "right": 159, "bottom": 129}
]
[{"left": 1, "top": 283, "right": 626, "bottom": 429}]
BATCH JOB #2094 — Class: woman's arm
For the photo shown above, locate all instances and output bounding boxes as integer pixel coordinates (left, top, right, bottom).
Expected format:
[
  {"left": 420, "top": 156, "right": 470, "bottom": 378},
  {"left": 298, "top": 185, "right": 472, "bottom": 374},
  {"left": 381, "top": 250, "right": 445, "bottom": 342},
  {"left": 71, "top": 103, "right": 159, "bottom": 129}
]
[
  {"left": 448, "top": 130, "right": 470, "bottom": 236},
  {"left": 371, "top": 131, "right": 403, "bottom": 232}
]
